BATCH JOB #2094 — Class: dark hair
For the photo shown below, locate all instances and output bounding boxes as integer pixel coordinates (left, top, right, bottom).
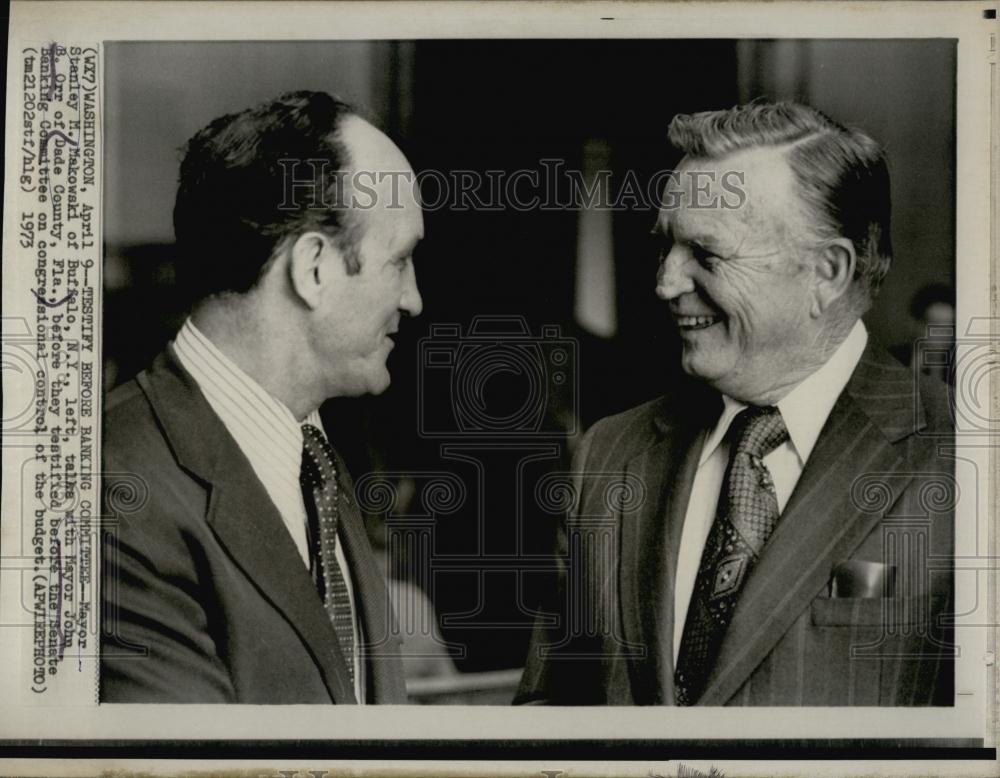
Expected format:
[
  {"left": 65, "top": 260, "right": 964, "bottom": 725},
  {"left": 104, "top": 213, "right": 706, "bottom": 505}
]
[
  {"left": 668, "top": 100, "right": 893, "bottom": 307},
  {"left": 173, "top": 90, "right": 359, "bottom": 303}
]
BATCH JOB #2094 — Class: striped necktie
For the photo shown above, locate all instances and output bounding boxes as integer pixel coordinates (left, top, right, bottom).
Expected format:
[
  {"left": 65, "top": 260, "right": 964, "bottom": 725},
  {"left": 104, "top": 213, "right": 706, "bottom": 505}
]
[{"left": 300, "top": 423, "right": 356, "bottom": 688}]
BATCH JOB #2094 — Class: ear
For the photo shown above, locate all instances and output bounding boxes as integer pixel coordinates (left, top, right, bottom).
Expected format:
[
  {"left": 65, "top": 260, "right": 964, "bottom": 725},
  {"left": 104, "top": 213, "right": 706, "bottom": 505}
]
[
  {"left": 811, "top": 238, "right": 857, "bottom": 316},
  {"left": 288, "top": 231, "right": 342, "bottom": 309}
]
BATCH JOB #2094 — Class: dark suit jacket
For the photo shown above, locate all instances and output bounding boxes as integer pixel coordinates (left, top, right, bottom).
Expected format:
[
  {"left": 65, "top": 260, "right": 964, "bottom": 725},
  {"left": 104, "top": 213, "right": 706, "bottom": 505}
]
[
  {"left": 100, "top": 347, "right": 407, "bottom": 703},
  {"left": 516, "top": 341, "right": 954, "bottom": 706}
]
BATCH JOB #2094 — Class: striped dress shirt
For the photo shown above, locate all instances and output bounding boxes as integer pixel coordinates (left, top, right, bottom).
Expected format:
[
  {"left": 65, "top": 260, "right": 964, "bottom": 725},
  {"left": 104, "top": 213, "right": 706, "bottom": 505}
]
[{"left": 173, "top": 317, "right": 365, "bottom": 702}]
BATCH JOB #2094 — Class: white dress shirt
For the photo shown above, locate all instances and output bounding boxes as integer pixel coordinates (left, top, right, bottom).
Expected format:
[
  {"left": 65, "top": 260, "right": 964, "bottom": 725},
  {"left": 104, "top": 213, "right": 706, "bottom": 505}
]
[
  {"left": 173, "top": 318, "right": 365, "bottom": 702},
  {"left": 672, "top": 320, "right": 869, "bottom": 662}
]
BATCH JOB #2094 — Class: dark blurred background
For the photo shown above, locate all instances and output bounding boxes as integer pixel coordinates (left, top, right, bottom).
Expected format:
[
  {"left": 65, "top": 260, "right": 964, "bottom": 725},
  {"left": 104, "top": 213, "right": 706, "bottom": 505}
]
[{"left": 104, "top": 39, "right": 956, "bottom": 702}]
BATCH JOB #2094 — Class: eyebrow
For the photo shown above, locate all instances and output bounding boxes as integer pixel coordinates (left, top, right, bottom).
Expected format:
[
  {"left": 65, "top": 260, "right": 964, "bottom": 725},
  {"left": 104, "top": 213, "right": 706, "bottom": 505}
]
[
  {"left": 688, "top": 234, "right": 726, "bottom": 252},
  {"left": 675, "top": 222, "right": 733, "bottom": 251},
  {"left": 395, "top": 235, "right": 422, "bottom": 258},
  {"left": 651, "top": 222, "right": 716, "bottom": 245}
]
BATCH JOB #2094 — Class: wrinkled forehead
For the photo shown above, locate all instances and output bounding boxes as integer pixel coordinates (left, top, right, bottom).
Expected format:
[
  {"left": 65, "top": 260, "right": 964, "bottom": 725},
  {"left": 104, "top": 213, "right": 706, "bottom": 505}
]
[{"left": 657, "top": 147, "right": 800, "bottom": 238}]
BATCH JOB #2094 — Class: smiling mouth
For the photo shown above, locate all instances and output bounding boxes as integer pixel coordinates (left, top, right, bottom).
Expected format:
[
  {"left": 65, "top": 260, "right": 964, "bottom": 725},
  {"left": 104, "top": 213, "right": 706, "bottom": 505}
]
[{"left": 675, "top": 314, "right": 721, "bottom": 331}]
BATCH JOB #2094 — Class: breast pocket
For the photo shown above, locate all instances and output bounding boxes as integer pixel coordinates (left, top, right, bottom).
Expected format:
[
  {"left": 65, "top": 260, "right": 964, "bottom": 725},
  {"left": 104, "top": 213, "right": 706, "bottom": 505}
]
[
  {"left": 811, "top": 595, "right": 945, "bottom": 630},
  {"left": 804, "top": 594, "right": 951, "bottom": 705}
]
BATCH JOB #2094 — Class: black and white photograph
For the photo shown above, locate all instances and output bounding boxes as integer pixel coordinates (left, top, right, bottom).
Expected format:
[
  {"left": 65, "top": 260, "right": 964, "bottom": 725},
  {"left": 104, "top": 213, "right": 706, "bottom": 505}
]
[
  {"left": 1, "top": 1, "right": 996, "bottom": 774},
  {"left": 99, "top": 35, "right": 960, "bottom": 708}
]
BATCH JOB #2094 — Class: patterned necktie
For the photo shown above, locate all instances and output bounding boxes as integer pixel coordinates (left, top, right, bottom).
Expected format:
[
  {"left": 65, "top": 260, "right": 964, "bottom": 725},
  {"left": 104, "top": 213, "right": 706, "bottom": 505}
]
[
  {"left": 674, "top": 405, "right": 789, "bottom": 706},
  {"left": 300, "top": 423, "right": 356, "bottom": 688}
]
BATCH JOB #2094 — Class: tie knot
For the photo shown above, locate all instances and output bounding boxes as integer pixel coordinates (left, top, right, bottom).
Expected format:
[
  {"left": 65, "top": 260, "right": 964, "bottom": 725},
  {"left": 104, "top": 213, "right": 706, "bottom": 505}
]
[
  {"left": 731, "top": 405, "right": 788, "bottom": 460},
  {"left": 301, "top": 423, "right": 337, "bottom": 486}
]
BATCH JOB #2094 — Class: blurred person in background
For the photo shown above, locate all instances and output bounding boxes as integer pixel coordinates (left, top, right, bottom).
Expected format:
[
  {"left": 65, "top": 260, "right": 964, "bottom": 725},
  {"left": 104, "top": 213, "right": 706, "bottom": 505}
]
[{"left": 890, "top": 282, "right": 956, "bottom": 383}]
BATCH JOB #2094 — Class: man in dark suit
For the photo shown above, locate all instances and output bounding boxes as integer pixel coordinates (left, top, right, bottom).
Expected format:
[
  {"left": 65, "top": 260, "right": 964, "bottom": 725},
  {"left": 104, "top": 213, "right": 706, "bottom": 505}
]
[
  {"left": 517, "top": 101, "right": 954, "bottom": 706},
  {"left": 101, "top": 91, "right": 423, "bottom": 703}
]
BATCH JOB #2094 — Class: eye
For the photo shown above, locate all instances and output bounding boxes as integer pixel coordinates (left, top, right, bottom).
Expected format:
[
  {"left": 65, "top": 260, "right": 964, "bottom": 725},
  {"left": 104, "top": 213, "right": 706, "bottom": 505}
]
[{"left": 691, "top": 244, "right": 719, "bottom": 268}]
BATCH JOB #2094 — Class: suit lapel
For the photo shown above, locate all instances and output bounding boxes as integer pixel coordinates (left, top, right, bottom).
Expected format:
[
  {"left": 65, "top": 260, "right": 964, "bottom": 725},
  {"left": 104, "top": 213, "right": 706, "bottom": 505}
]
[
  {"left": 699, "top": 343, "right": 922, "bottom": 705},
  {"left": 620, "top": 391, "right": 717, "bottom": 704},
  {"left": 138, "top": 348, "right": 357, "bottom": 704}
]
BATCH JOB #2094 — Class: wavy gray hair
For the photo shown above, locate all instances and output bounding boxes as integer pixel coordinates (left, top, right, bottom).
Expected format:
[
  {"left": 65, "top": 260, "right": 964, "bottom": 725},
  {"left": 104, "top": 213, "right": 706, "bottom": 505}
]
[{"left": 668, "top": 100, "right": 893, "bottom": 309}]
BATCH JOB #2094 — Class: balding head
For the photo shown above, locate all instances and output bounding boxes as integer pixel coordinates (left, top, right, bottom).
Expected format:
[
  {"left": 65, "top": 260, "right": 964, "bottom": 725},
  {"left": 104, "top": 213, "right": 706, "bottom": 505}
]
[
  {"left": 178, "top": 91, "right": 425, "bottom": 415},
  {"left": 336, "top": 114, "right": 423, "bottom": 274},
  {"left": 174, "top": 90, "right": 367, "bottom": 303}
]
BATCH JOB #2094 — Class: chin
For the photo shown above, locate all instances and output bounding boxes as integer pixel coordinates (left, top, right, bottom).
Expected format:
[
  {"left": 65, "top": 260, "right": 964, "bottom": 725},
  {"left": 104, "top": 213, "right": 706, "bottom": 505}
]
[
  {"left": 366, "top": 371, "right": 392, "bottom": 396},
  {"left": 681, "top": 348, "right": 724, "bottom": 384}
]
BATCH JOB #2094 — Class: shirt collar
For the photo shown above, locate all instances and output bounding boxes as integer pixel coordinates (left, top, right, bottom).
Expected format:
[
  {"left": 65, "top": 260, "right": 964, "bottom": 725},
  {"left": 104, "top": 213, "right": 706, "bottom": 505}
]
[
  {"left": 699, "top": 320, "right": 868, "bottom": 467},
  {"left": 699, "top": 394, "right": 747, "bottom": 467},
  {"left": 175, "top": 317, "right": 323, "bottom": 438}
]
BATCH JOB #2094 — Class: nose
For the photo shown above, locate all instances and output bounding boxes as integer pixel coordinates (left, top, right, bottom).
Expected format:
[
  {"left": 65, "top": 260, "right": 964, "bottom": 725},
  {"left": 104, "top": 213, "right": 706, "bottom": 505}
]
[
  {"left": 400, "top": 262, "right": 423, "bottom": 317},
  {"left": 655, "top": 244, "right": 696, "bottom": 301}
]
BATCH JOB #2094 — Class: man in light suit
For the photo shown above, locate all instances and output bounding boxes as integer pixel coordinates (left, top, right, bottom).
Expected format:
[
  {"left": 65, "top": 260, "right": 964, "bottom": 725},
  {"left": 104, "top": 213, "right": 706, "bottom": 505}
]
[
  {"left": 101, "top": 91, "right": 423, "bottom": 703},
  {"left": 517, "top": 101, "right": 954, "bottom": 706}
]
